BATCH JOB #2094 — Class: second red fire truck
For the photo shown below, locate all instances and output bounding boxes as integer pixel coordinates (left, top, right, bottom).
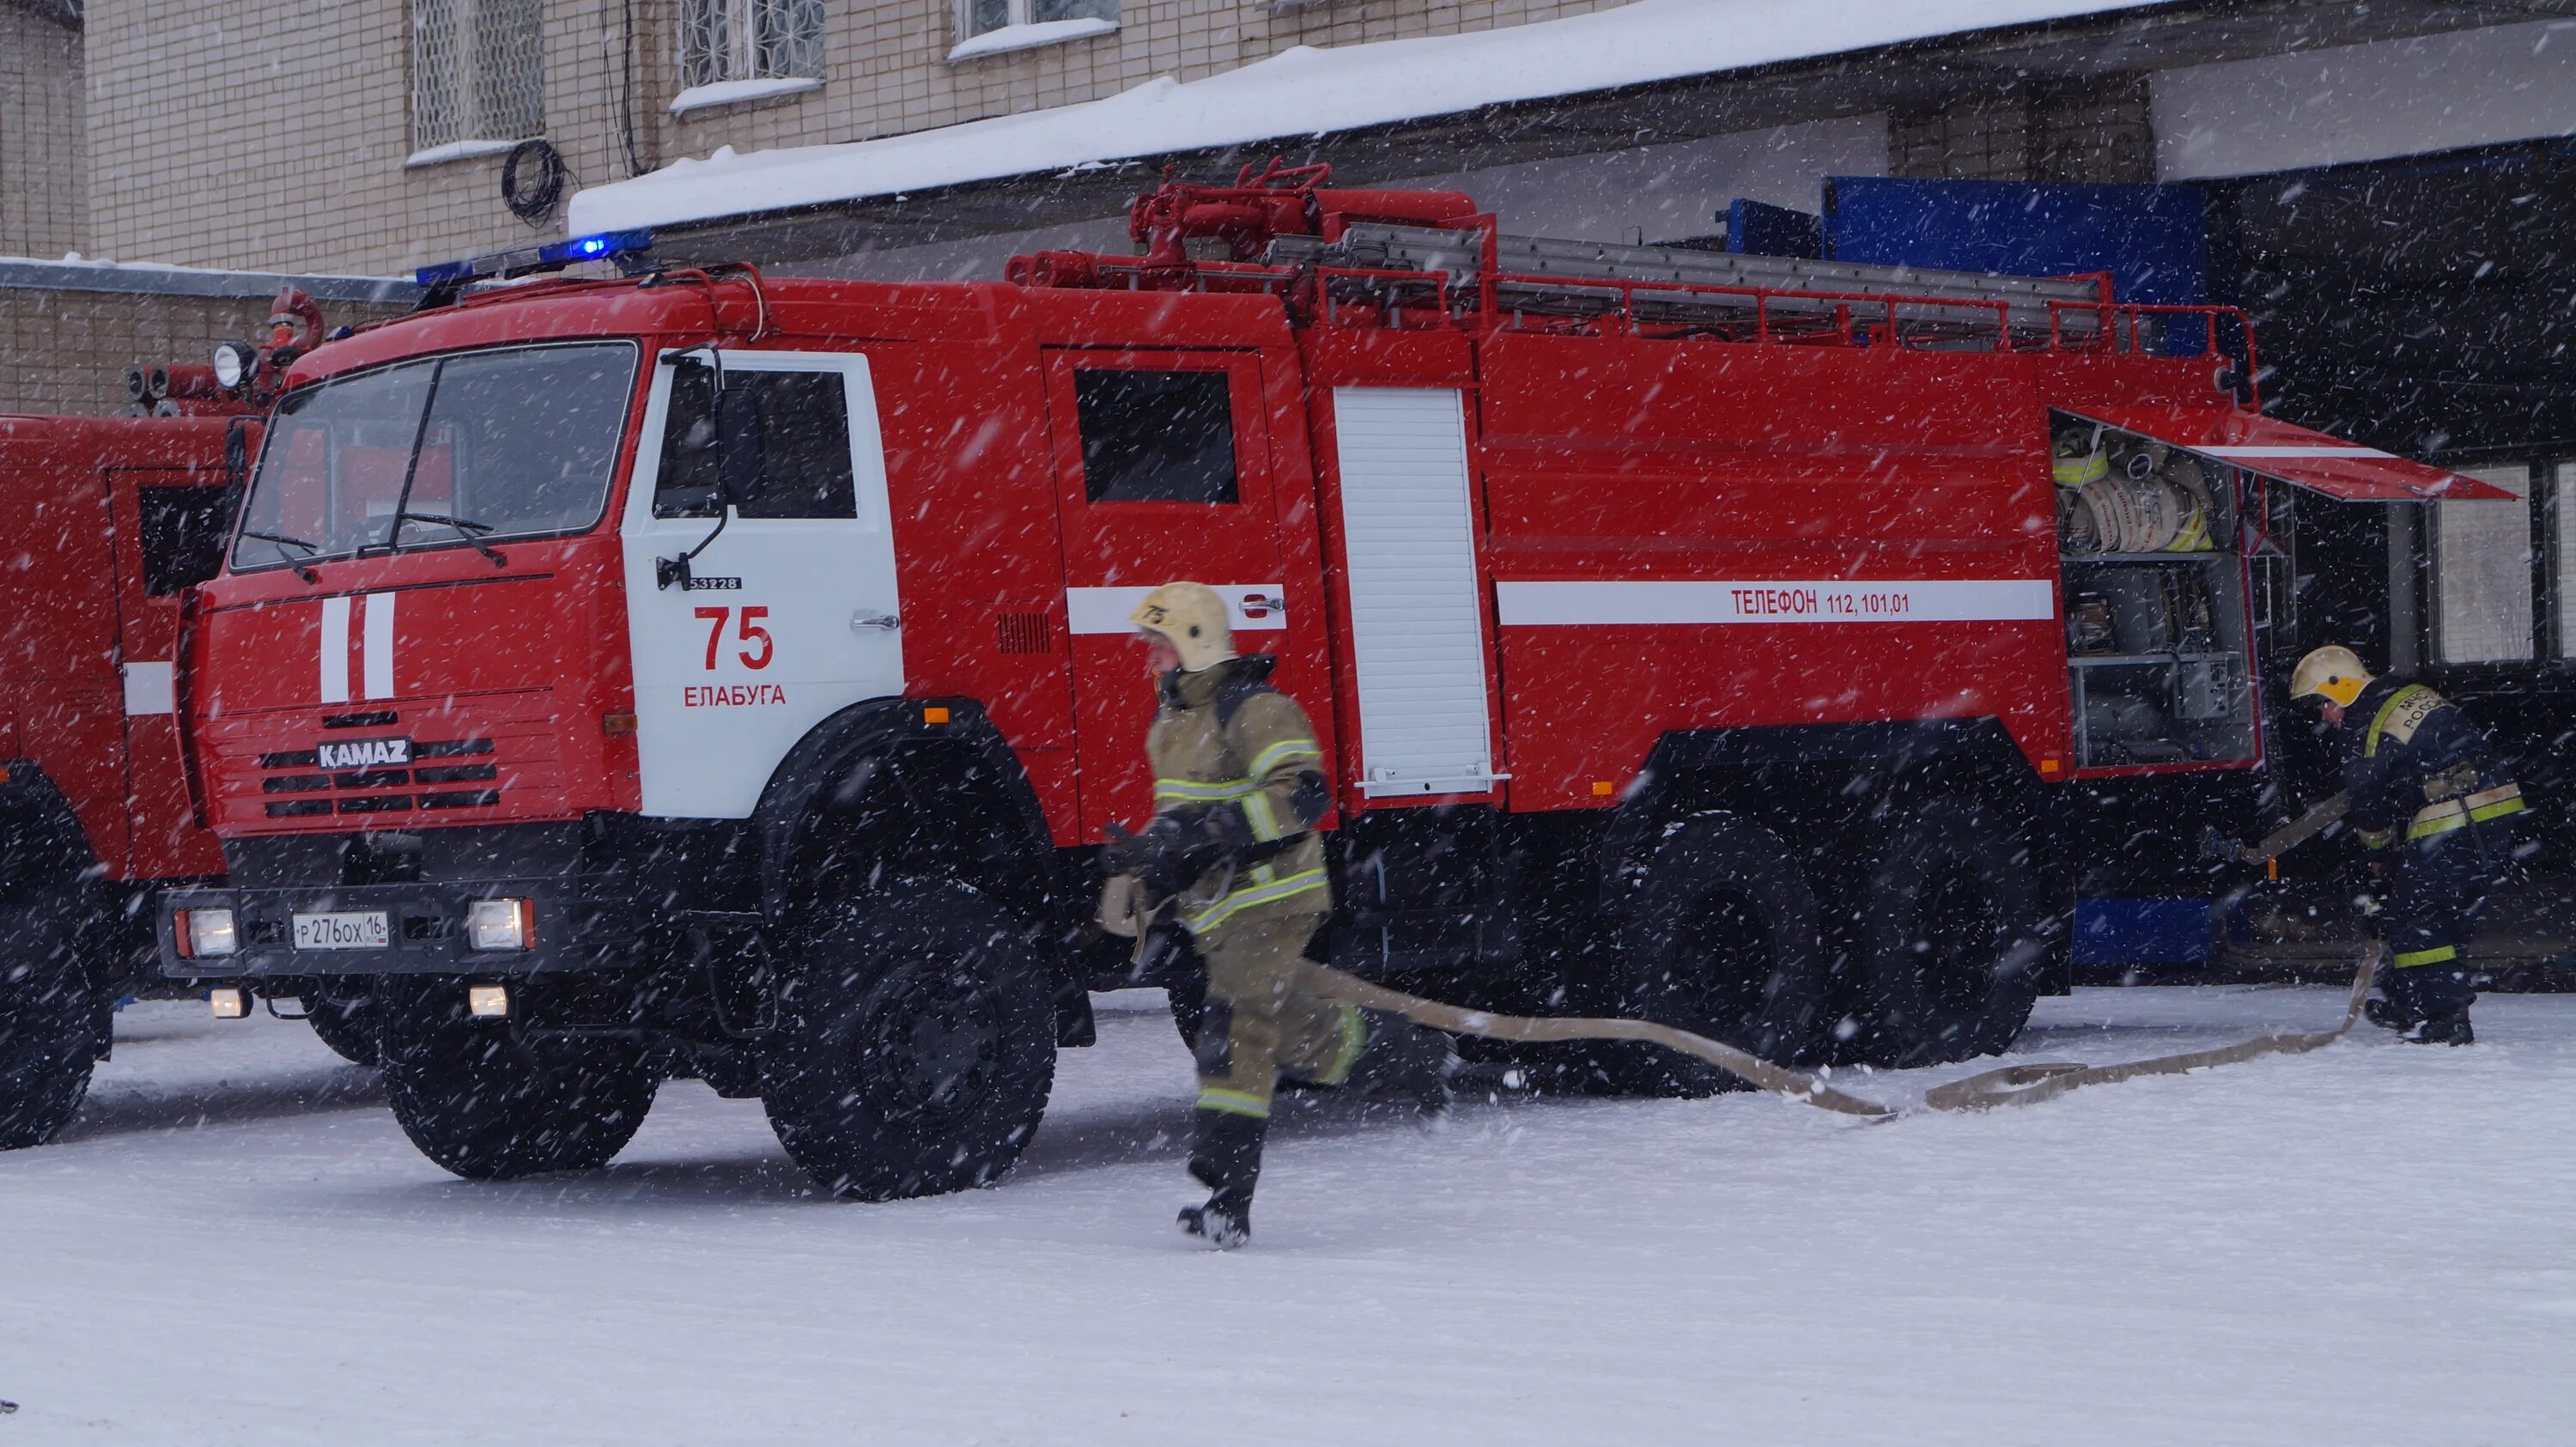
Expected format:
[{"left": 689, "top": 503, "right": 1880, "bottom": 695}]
[
  {"left": 155, "top": 166, "right": 2503, "bottom": 1195},
  {"left": 0, "top": 290, "right": 384, "bottom": 1150}
]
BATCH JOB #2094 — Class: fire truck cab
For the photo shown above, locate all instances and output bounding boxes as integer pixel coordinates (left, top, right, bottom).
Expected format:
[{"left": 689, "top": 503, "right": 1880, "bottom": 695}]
[{"left": 156, "top": 167, "right": 2504, "bottom": 1196}]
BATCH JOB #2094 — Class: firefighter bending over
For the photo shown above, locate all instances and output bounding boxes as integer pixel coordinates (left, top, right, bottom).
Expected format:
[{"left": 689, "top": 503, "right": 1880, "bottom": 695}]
[
  {"left": 1102, "top": 581, "right": 1452, "bottom": 1249},
  {"left": 2287, "top": 645, "right": 2526, "bottom": 1044}
]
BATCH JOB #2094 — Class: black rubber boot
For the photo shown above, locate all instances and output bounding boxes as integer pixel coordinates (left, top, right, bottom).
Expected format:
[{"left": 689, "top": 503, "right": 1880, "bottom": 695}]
[
  {"left": 2406, "top": 1010, "right": 2475, "bottom": 1046},
  {"left": 1344, "top": 1013, "right": 1460, "bottom": 1113},
  {"left": 2363, "top": 995, "right": 2421, "bottom": 1033},
  {"left": 1179, "top": 1108, "right": 1266, "bottom": 1249}
]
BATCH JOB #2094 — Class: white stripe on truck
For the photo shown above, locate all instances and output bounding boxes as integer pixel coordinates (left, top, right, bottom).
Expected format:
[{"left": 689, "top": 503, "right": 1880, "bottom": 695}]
[{"left": 1494, "top": 579, "right": 2057, "bottom": 626}]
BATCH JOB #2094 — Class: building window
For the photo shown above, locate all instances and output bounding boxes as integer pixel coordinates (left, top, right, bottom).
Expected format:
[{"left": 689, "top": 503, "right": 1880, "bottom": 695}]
[
  {"left": 2430, "top": 464, "right": 2535, "bottom": 665},
  {"left": 956, "top": 0, "right": 1117, "bottom": 54},
  {"left": 680, "top": 0, "right": 825, "bottom": 88},
  {"left": 410, "top": 0, "right": 545, "bottom": 155},
  {"left": 2555, "top": 460, "right": 2576, "bottom": 660}
]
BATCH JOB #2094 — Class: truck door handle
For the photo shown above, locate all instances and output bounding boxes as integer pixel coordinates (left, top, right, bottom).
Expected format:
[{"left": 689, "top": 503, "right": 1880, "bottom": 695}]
[
  {"left": 1249, "top": 596, "right": 1286, "bottom": 613},
  {"left": 851, "top": 611, "right": 901, "bottom": 632}
]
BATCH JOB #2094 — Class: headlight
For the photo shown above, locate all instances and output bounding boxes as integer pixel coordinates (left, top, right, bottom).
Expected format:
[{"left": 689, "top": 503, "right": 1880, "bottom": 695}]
[
  {"left": 179, "top": 907, "right": 239, "bottom": 958},
  {"left": 465, "top": 898, "right": 533, "bottom": 951},
  {"left": 210, "top": 341, "right": 258, "bottom": 390}
]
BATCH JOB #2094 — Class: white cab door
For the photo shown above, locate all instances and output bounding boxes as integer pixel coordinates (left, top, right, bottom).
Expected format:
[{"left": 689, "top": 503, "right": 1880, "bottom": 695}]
[
  {"left": 621, "top": 350, "right": 901, "bottom": 818},
  {"left": 1331, "top": 386, "right": 1500, "bottom": 798}
]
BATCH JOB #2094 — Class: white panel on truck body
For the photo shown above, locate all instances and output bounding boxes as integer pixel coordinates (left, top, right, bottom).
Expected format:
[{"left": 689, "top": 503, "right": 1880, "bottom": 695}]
[{"left": 1330, "top": 386, "right": 1501, "bottom": 798}]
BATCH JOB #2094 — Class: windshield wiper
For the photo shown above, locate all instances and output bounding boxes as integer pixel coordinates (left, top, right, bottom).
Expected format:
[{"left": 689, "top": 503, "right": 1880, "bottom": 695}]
[
  {"left": 394, "top": 510, "right": 507, "bottom": 568},
  {"left": 240, "top": 529, "right": 322, "bottom": 583}
]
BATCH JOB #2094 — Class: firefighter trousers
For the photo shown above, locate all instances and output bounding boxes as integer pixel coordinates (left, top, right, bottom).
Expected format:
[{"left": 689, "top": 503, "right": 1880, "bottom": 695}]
[
  {"left": 1190, "top": 915, "right": 1364, "bottom": 1122},
  {"left": 2383, "top": 822, "right": 2514, "bottom": 1018}
]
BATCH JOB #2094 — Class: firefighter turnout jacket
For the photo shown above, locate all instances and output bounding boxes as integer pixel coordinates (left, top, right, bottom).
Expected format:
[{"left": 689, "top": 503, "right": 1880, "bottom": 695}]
[
  {"left": 1144, "top": 654, "right": 1332, "bottom": 945},
  {"left": 2341, "top": 678, "right": 2525, "bottom": 854}
]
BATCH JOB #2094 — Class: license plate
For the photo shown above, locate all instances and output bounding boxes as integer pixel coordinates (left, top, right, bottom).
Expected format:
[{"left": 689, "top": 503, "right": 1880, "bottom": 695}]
[{"left": 293, "top": 910, "right": 391, "bottom": 951}]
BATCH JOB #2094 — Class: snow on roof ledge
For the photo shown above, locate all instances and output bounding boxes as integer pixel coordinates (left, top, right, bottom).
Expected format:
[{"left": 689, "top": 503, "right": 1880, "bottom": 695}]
[{"left": 567, "top": 0, "right": 2157, "bottom": 237}]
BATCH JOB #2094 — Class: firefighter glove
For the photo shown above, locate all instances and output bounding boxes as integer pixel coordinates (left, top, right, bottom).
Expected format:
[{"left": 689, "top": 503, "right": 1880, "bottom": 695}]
[{"left": 1103, "top": 811, "right": 1243, "bottom": 900}]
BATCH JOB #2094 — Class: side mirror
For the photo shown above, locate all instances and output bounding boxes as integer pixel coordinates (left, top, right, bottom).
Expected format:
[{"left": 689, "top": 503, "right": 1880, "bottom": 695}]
[{"left": 714, "top": 388, "right": 764, "bottom": 510}]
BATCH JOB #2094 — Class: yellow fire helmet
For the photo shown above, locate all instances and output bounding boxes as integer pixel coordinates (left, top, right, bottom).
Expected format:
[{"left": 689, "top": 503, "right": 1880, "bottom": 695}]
[
  {"left": 1130, "top": 581, "right": 1237, "bottom": 673},
  {"left": 2289, "top": 645, "right": 2372, "bottom": 708}
]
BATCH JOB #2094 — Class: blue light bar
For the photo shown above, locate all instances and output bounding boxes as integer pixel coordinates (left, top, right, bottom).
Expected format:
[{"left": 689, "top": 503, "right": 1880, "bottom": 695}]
[{"left": 415, "top": 230, "right": 656, "bottom": 288}]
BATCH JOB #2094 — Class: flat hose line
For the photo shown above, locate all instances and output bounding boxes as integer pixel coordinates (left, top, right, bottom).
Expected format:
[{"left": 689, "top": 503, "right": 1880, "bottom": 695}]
[{"left": 1298, "top": 944, "right": 2384, "bottom": 1118}]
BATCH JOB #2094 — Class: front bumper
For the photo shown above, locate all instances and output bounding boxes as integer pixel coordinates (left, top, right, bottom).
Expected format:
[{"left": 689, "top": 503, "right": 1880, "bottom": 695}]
[{"left": 156, "top": 879, "right": 639, "bottom": 980}]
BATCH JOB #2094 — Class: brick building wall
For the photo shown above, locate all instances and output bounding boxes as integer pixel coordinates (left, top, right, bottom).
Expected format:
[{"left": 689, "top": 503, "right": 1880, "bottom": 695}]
[
  {"left": 0, "top": 279, "right": 408, "bottom": 416},
  {"left": 1889, "top": 76, "right": 2154, "bottom": 185},
  {"left": 84, "top": 0, "right": 1631, "bottom": 277},
  {"left": 85, "top": 0, "right": 641, "bottom": 276},
  {"left": 669, "top": 0, "right": 1623, "bottom": 161},
  {"left": 0, "top": 3, "right": 88, "bottom": 259}
]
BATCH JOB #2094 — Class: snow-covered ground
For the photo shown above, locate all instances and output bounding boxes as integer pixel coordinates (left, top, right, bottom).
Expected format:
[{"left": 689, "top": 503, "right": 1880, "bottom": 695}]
[{"left": 6, "top": 985, "right": 2573, "bottom": 1445}]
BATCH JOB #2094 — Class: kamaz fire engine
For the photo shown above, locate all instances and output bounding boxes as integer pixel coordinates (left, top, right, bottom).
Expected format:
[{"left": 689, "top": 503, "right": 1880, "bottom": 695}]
[
  {"left": 153, "top": 166, "right": 2504, "bottom": 1197},
  {"left": 0, "top": 292, "right": 388, "bottom": 1149}
]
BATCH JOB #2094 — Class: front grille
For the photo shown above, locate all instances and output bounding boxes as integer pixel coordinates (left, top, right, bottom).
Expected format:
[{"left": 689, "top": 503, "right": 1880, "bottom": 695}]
[{"left": 256, "top": 731, "right": 502, "bottom": 820}]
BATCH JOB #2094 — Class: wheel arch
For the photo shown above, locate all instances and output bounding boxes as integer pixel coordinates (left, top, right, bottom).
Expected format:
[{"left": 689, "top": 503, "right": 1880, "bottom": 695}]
[
  {"left": 750, "top": 696, "right": 1062, "bottom": 934},
  {"left": 1610, "top": 719, "right": 2056, "bottom": 877},
  {"left": 1610, "top": 720, "right": 2071, "bottom": 990},
  {"left": 0, "top": 762, "right": 104, "bottom": 898}
]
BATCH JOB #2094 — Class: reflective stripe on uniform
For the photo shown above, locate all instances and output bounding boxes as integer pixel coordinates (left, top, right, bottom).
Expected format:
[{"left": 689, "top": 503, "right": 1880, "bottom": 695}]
[
  {"left": 1245, "top": 738, "right": 1321, "bottom": 777},
  {"left": 2406, "top": 783, "right": 2526, "bottom": 841},
  {"left": 1321, "top": 1004, "right": 1370, "bottom": 1085},
  {"left": 2393, "top": 945, "right": 2459, "bottom": 968},
  {"left": 1196, "top": 1086, "right": 1273, "bottom": 1119},
  {"left": 2409, "top": 802, "right": 2468, "bottom": 841},
  {"left": 1183, "top": 866, "right": 1330, "bottom": 935},
  {"left": 1155, "top": 776, "right": 1257, "bottom": 805},
  {"left": 1241, "top": 788, "right": 1285, "bottom": 842}
]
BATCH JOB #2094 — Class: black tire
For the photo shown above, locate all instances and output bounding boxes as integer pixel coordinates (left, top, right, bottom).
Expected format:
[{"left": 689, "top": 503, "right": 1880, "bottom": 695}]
[
  {"left": 0, "top": 891, "right": 100, "bottom": 1151},
  {"left": 1608, "top": 812, "right": 1832, "bottom": 1095},
  {"left": 304, "top": 982, "right": 382, "bottom": 1067},
  {"left": 378, "top": 978, "right": 660, "bottom": 1179},
  {"left": 759, "top": 879, "right": 1057, "bottom": 1201},
  {"left": 1842, "top": 796, "right": 2047, "bottom": 1067}
]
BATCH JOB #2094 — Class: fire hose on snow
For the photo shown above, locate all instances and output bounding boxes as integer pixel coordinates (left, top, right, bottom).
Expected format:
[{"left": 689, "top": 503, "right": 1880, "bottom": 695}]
[{"left": 1299, "top": 944, "right": 2383, "bottom": 1120}]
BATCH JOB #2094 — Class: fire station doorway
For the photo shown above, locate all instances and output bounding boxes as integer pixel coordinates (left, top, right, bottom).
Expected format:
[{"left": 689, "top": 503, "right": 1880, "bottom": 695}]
[
  {"left": 2210, "top": 142, "right": 2576, "bottom": 787},
  {"left": 2208, "top": 139, "right": 2576, "bottom": 973}
]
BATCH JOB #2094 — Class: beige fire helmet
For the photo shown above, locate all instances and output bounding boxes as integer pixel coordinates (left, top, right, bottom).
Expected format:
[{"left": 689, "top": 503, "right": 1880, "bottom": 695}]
[
  {"left": 2289, "top": 645, "right": 2372, "bottom": 708},
  {"left": 1131, "top": 581, "right": 1238, "bottom": 673}
]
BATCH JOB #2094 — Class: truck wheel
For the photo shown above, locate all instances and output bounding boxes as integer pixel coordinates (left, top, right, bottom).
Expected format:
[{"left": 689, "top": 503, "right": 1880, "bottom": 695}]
[
  {"left": 304, "top": 983, "right": 382, "bottom": 1067},
  {"left": 379, "top": 980, "right": 660, "bottom": 1179},
  {"left": 760, "top": 879, "right": 1056, "bottom": 1201},
  {"left": 1845, "top": 796, "right": 2046, "bottom": 1067},
  {"left": 1611, "top": 812, "right": 1831, "bottom": 1095},
  {"left": 0, "top": 892, "right": 100, "bottom": 1150}
]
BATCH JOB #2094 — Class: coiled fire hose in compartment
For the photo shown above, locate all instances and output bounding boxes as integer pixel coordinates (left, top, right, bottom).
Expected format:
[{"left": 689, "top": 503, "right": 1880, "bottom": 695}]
[{"left": 1300, "top": 945, "right": 2382, "bottom": 1118}]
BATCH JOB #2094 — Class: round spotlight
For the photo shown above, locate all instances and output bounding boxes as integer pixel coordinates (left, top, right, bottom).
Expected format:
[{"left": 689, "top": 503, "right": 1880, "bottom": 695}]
[{"left": 211, "top": 340, "right": 258, "bottom": 390}]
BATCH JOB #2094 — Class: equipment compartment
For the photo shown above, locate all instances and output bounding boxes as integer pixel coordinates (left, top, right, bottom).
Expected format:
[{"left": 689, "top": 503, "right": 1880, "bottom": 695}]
[{"left": 2052, "top": 414, "right": 2257, "bottom": 769}]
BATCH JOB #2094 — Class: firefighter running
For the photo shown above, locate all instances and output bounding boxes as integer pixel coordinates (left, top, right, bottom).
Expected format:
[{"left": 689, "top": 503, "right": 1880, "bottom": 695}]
[
  {"left": 2285, "top": 646, "right": 2526, "bottom": 1044},
  {"left": 1101, "top": 581, "right": 1451, "bottom": 1249}
]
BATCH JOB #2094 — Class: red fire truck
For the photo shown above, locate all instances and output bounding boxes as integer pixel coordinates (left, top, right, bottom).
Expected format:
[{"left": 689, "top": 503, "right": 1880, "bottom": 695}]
[
  {"left": 0, "top": 294, "right": 383, "bottom": 1149},
  {"left": 154, "top": 166, "right": 2503, "bottom": 1196}
]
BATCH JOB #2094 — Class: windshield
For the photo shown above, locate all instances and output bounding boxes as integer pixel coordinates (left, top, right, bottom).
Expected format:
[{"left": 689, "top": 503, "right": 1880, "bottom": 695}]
[{"left": 231, "top": 342, "right": 638, "bottom": 571}]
